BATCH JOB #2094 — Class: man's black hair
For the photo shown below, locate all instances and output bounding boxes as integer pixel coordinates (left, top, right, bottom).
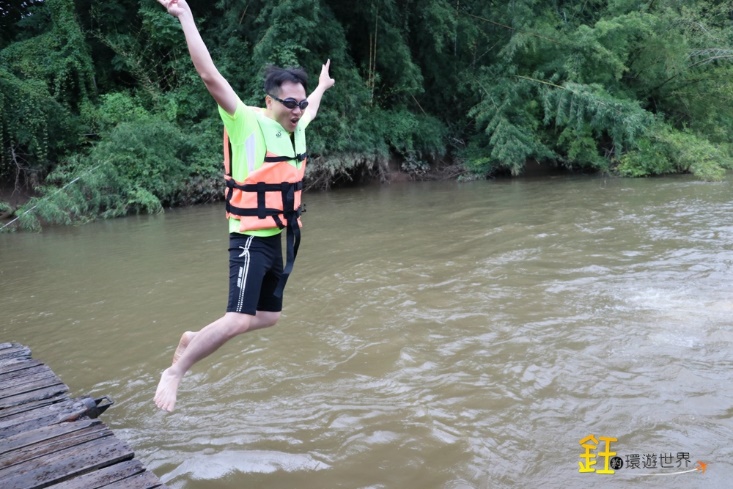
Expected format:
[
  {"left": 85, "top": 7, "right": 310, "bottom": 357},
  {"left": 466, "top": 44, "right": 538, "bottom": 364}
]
[{"left": 264, "top": 65, "right": 308, "bottom": 95}]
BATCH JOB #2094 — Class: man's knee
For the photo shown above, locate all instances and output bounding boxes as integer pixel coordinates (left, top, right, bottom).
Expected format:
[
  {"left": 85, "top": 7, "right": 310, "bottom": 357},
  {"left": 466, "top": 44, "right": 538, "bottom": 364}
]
[
  {"left": 257, "top": 310, "right": 281, "bottom": 329},
  {"left": 222, "top": 311, "right": 279, "bottom": 335},
  {"left": 223, "top": 312, "right": 255, "bottom": 336}
]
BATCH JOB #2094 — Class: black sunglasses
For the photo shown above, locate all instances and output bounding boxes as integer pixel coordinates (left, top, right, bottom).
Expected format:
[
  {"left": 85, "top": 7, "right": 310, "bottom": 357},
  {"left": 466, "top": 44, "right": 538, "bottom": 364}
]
[{"left": 268, "top": 94, "right": 309, "bottom": 111}]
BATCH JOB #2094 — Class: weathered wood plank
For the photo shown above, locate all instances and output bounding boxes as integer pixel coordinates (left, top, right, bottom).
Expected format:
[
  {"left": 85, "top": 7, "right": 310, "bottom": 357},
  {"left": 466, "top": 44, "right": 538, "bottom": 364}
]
[
  {"left": 0, "top": 353, "right": 30, "bottom": 365},
  {"left": 0, "top": 345, "right": 32, "bottom": 361},
  {"left": 0, "top": 359, "right": 43, "bottom": 377},
  {"left": 0, "top": 397, "right": 62, "bottom": 420},
  {"left": 0, "top": 418, "right": 101, "bottom": 456},
  {"left": 0, "top": 369, "right": 62, "bottom": 398},
  {"left": 48, "top": 459, "right": 146, "bottom": 489},
  {"left": 0, "top": 374, "right": 68, "bottom": 402},
  {"left": 0, "top": 397, "right": 95, "bottom": 436},
  {"left": 0, "top": 344, "right": 166, "bottom": 488},
  {"left": 0, "top": 398, "right": 79, "bottom": 430},
  {"left": 0, "top": 384, "right": 69, "bottom": 410},
  {"left": 100, "top": 469, "right": 166, "bottom": 489},
  {"left": 0, "top": 435, "right": 134, "bottom": 489},
  {"left": 0, "top": 422, "right": 111, "bottom": 470},
  {"left": 0, "top": 343, "right": 30, "bottom": 353},
  {"left": 0, "top": 364, "right": 55, "bottom": 385}
]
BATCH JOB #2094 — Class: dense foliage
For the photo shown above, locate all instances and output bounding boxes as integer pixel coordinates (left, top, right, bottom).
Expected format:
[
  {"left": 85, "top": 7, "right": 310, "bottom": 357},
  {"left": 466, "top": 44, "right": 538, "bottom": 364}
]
[{"left": 2, "top": 0, "right": 733, "bottom": 230}]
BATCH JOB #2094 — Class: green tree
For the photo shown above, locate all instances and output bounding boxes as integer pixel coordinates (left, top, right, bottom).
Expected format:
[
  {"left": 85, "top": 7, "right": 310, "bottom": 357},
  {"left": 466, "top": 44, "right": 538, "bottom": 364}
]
[
  {"left": 0, "top": 0, "right": 95, "bottom": 186},
  {"left": 4, "top": 0, "right": 733, "bottom": 231},
  {"left": 460, "top": 0, "right": 733, "bottom": 179}
]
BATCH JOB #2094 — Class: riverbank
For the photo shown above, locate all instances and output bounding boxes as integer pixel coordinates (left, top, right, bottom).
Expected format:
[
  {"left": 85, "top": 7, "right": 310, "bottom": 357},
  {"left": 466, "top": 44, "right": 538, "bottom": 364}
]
[
  {"left": 0, "top": 161, "right": 591, "bottom": 231},
  {"left": 0, "top": 186, "right": 35, "bottom": 221}
]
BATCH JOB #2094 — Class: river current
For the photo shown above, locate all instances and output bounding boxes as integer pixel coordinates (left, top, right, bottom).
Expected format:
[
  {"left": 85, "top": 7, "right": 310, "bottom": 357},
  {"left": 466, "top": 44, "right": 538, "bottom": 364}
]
[{"left": 1, "top": 175, "right": 732, "bottom": 488}]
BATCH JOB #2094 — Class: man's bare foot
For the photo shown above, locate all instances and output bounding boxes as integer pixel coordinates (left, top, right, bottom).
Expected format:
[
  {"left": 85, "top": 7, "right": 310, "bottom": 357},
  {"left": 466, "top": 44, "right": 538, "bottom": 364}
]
[
  {"left": 154, "top": 367, "right": 182, "bottom": 412},
  {"left": 172, "top": 331, "right": 195, "bottom": 365}
]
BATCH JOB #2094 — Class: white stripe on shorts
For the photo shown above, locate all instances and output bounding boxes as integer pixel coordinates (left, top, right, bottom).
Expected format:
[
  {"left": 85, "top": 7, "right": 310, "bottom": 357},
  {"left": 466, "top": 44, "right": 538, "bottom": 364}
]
[{"left": 236, "top": 235, "right": 254, "bottom": 312}]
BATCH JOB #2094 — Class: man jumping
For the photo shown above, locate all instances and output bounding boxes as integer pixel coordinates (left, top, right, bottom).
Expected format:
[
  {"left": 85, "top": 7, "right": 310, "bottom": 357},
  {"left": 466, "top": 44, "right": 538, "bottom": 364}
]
[{"left": 154, "top": 0, "right": 334, "bottom": 412}]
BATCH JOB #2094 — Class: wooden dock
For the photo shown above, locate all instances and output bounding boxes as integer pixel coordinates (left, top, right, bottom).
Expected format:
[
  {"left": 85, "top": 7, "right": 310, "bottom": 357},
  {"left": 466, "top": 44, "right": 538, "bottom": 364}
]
[{"left": 0, "top": 343, "right": 167, "bottom": 489}]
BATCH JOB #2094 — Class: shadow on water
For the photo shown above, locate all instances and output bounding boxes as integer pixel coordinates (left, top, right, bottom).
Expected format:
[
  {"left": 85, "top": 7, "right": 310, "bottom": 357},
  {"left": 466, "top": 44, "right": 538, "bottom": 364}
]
[{"left": 1, "top": 174, "right": 732, "bottom": 488}]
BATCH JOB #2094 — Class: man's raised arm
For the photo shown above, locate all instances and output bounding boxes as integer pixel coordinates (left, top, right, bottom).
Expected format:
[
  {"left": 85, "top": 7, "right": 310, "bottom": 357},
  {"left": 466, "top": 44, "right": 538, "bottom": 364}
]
[
  {"left": 157, "top": 0, "right": 238, "bottom": 114},
  {"left": 305, "top": 59, "right": 335, "bottom": 121}
]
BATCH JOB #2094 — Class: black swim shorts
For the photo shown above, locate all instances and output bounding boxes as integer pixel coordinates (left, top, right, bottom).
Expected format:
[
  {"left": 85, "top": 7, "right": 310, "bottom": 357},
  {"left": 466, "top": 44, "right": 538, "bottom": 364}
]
[{"left": 226, "top": 233, "right": 284, "bottom": 315}]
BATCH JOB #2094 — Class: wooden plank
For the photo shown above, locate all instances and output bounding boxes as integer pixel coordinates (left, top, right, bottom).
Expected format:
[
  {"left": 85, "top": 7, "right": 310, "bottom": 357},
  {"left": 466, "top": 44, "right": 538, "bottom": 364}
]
[
  {"left": 0, "top": 344, "right": 30, "bottom": 355},
  {"left": 0, "top": 418, "right": 103, "bottom": 457},
  {"left": 100, "top": 469, "right": 166, "bottom": 489},
  {"left": 0, "top": 398, "right": 78, "bottom": 430},
  {"left": 0, "top": 354, "right": 31, "bottom": 366},
  {"left": 0, "top": 371, "right": 66, "bottom": 400},
  {"left": 0, "top": 397, "right": 95, "bottom": 435},
  {"left": 0, "top": 422, "right": 111, "bottom": 470},
  {"left": 0, "top": 435, "right": 134, "bottom": 489},
  {"left": 0, "top": 400, "right": 73, "bottom": 432},
  {"left": 0, "top": 344, "right": 166, "bottom": 489},
  {"left": 0, "top": 370, "right": 62, "bottom": 398},
  {"left": 0, "top": 345, "right": 31, "bottom": 361},
  {"left": 49, "top": 460, "right": 146, "bottom": 489},
  {"left": 0, "top": 378, "right": 66, "bottom": 402},
  {"left": 0, "top": 397, "right": 63, "bottom": 420},
  {"left": 0, "top": 364, "right": 55, "bottom": 385},
  {"left": 0, "top": 359, "right": 43, "bottom": 377},
  {"left": 0, "top": 384, "right": 69, "bottom": 410}
]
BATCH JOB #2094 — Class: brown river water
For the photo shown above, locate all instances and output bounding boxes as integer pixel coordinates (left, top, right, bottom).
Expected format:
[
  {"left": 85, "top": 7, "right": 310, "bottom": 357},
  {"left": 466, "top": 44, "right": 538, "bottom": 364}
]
[{"left": 1, "top": 175, "right": 732, "bottom": 488}]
